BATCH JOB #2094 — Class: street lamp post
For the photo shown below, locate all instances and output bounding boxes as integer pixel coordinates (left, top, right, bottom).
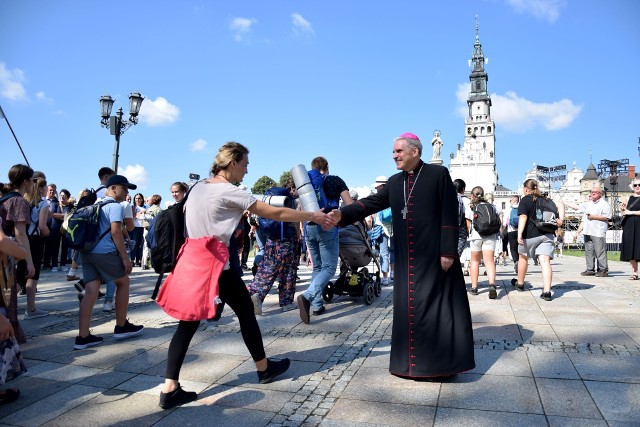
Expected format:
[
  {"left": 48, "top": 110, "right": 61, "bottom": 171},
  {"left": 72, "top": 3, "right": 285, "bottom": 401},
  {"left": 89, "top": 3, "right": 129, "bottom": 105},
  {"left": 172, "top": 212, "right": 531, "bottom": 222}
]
[{"left": 99, "top": 92, "right": 144, "bottom": 172}]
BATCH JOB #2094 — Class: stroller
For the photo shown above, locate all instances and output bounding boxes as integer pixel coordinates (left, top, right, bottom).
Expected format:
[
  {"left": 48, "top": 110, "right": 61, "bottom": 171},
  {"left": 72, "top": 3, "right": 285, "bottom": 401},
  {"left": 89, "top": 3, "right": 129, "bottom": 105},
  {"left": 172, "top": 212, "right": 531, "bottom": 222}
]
[{"left": 322, "top": 221, "right": 382, "bottom": 305}]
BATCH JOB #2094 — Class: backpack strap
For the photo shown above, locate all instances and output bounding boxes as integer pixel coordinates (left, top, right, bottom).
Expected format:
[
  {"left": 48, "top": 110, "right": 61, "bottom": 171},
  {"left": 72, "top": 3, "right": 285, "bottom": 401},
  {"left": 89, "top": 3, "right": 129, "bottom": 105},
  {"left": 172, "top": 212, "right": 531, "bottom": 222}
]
[
  {"left": 92, "top": 200, "right": 119, "bottom": 246},
  {"left": 151, "top": 264, "right": 166, "bottom": 301},
  {"left": 0, "top": 192, "right": 22, "bottom": 204}
]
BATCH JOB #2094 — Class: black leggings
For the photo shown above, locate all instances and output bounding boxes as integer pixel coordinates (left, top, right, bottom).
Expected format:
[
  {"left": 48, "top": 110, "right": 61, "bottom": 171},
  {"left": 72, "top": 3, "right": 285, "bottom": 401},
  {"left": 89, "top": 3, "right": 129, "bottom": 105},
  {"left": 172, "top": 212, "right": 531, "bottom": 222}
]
[{"left": 165, "top": 269, "right": 266, "bottom": 380}]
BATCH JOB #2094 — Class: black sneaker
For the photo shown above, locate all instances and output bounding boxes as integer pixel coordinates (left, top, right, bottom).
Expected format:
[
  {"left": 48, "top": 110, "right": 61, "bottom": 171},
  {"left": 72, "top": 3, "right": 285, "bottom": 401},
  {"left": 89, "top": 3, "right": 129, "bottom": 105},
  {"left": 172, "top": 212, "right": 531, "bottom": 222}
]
[
  {"left": 488, "top": 285, "right": 497, "bottom": 299},
  {"left": 540, "top": 292, "right": 552, "bottom": 301},
  {"left": 580, "top": 270, "right": 596, "bottom": 276},
  {"left": 73, "top": 280, "right": 86, "bottom": 293},
  {"left": 159, "top": 384, "right": 197, "bottom": 409},
  {"left": 257, "top": 358, "right": 291, "bottom": 384},
  {"left": 297, "top": 294, "right": 311, "bottom": 324},
  {"left": 511, "top": 278, "right": 525, "bottom": 291},
  {"left": 74, "top": 333, "right": 104, "bottom": 350},
  {"left": 113, "top": 320, "right": 144, "bottom": 340},
  {"left": 313, "top": 306, "right": 326, "bottom": 315},
  {"left": 469, "top": 287, "right": 479, "bottom": 296}
]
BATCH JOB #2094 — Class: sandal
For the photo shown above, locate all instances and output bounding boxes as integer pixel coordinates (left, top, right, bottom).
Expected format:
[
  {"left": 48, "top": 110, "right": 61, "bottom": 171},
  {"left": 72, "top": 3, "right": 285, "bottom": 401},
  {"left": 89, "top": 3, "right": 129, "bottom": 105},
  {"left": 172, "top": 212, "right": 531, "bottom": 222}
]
[
  {"left": 629, "top": 274, "right": 638, "bottom": 280},
  {"left": 0, "top": 388, "right": 20, "bottom": 405}
]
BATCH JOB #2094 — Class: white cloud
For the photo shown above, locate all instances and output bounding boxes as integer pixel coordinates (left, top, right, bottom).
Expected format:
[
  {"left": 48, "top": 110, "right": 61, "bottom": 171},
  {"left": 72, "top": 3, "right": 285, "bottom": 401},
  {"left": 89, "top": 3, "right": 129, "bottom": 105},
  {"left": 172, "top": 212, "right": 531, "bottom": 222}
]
[
  {"left": 350, "top": 185, "right": 373, "bottom": 200},
  {"left": 118, "top": 164, "right": 149, "bottom": 190},
  {"left": 505, "top": 0, "right": 566, "bottom": 24},
  {"left": 456, "top": 82, "right": 582, "bottom": 133},
  {"left": 139, "top": 96, "right": 180, "bottom": 126},
  {"left": 0, "top": 62, "right": 28, "bottom": 101},
  {"left": 35, "top": 91, "right": 53, "bottom": 104},
  {"left": 229, "top": 17, "right": 257, "bottom": 42},
  {"left": 190, "top": 138, "right": 207, "bottom": 152},
  {"left": 291, "top": 13, "right": 314, "bottom": 36}
]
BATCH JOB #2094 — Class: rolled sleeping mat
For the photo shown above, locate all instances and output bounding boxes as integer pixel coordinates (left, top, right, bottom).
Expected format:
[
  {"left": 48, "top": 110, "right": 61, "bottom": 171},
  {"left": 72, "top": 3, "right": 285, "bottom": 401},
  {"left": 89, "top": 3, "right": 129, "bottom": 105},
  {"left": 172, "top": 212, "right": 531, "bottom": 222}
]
[
  {"left": 291, "top": 164, "right": 320, "bottom": 212},
  {"left": 261, "top": 195, "right": 290, "bottom": 208}
]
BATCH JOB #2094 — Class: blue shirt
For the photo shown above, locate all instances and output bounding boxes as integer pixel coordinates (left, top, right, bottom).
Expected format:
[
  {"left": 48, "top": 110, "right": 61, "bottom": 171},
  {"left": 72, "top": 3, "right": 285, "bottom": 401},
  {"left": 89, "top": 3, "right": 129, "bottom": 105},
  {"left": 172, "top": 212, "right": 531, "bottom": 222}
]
[{"left": 90, "top": 196, "right": 124, "bottom": 254}]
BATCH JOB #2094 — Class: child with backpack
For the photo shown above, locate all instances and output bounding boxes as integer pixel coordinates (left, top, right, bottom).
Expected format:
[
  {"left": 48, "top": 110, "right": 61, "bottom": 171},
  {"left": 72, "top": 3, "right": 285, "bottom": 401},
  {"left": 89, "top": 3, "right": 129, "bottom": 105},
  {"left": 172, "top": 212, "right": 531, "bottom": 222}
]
[{"left": 468, "top": 186, "right": 500, "bottom": 299}]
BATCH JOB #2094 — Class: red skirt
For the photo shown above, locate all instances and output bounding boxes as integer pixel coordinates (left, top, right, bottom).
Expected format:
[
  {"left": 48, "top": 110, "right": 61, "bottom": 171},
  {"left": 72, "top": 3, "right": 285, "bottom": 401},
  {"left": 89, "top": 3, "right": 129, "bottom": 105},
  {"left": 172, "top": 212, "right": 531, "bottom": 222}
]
[{"left": 156, "top": 236, "right": 229, "bottom": 321}]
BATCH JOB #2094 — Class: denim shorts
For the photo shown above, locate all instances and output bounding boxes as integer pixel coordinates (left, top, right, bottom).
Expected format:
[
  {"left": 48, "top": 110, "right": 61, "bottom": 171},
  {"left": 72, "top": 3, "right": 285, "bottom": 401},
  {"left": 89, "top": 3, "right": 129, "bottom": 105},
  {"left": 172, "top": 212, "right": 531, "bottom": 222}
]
[
  {"left": 80, "top": 252, "right": 126, "bottom": 283},
  {"left": 518, "top": 234, "right": 555, "bottom": 259}
]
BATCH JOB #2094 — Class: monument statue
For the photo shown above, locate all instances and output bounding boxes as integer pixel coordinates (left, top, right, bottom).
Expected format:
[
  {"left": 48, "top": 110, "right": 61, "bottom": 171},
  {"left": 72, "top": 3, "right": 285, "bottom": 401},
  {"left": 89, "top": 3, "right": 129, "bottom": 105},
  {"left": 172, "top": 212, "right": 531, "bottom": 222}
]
[{"left": 431, "top": 130, "right": 443, "bottom": 160}]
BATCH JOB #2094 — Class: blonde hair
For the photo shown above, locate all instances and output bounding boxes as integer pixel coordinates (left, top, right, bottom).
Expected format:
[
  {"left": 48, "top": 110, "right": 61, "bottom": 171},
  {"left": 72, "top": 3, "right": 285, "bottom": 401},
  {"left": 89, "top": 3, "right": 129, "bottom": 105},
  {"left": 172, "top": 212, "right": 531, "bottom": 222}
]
[
  {"left": 523, "top": 179, "right": 542, "bottom": 201},
  {"left": 210, "top": 142, "right": 249, "bottom": 176},
  {"left": 24, "top": 177, "right": 47, "bottom": 207},
  {"left": 485, "top": 192, "right": 494, "bottom": 204}
]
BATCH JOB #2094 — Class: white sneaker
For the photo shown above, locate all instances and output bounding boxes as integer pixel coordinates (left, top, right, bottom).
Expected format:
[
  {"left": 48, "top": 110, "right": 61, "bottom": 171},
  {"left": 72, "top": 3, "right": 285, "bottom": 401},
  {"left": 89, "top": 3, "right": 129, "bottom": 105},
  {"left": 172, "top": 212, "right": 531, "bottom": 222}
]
[
  {"left": 102, "top": 301, "right": 114, "bottom": 312},
  {"left": 24, "top": 308, "right": 49, "bottom": 319},
  {"left": 382, "top": 277, "right": 389, "bottom": 286},
  {"left": 51, "top": 267, "right": 58, "bottom": 272}
]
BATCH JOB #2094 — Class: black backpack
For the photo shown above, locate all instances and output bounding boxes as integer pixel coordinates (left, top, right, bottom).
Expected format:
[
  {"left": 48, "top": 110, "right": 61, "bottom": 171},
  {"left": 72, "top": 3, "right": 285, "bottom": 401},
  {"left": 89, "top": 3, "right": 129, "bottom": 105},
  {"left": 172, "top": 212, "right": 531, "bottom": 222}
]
[
  {"left": 530, "top": 197, "right": 559, "bottom": 234},
  {"left": 473, "top": 202, "right": 501, "bottom": 236},
  {"left": 147, "top": 183, "right": 197, "bottom": 300},
  {"left": 64, "top": 200, "right": 117, "bottom": 251}
]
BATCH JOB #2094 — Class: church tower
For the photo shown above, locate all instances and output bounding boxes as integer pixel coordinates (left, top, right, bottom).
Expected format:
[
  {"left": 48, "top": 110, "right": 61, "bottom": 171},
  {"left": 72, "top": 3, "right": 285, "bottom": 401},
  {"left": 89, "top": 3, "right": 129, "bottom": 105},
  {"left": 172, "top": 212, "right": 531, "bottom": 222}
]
[{"left": 449, "top": 16, "right": 498, "bottom": 193}]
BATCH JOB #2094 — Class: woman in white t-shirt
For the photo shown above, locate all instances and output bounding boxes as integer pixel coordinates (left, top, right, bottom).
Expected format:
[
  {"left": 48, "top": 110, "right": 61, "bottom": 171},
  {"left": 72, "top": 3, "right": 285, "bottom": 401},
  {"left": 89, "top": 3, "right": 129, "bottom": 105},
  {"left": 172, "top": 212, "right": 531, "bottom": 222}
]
[{"left": 158, "top": 142, "right": 334, "bottom": 410}]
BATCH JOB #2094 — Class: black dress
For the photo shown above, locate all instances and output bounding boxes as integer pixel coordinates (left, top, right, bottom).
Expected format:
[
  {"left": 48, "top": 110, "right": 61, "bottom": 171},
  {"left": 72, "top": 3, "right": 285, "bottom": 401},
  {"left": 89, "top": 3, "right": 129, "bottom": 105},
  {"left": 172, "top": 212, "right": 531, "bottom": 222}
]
[{"left": 621, "top": 196, "right": 640, "bottom": 261}]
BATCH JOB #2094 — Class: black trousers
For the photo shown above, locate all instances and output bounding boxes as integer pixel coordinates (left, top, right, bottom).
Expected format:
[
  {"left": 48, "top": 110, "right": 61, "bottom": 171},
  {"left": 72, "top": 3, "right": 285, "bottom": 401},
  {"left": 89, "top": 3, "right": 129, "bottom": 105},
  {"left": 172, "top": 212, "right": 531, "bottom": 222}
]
[
  {"left": 508, "top": 231, "right": 519, "bottom": 264},
  {"left": 165, "top": 269, "right": 266, "bottom": 380}
]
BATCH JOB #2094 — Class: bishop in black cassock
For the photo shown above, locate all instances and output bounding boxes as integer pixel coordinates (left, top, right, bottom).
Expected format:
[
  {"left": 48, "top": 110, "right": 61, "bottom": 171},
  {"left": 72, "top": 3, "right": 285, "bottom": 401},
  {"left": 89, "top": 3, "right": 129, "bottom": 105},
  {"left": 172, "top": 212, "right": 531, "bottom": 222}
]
[{"left": 335, "top": 132, "right": 475, "bottom": 379}]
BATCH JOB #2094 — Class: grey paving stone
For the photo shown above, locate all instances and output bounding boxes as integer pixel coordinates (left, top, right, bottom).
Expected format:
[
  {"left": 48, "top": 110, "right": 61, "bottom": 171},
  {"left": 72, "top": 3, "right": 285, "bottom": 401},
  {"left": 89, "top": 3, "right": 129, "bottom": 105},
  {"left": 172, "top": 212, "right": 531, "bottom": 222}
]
[
  {"left": 115, "top": 373, "right": 208, "bottom": 396},
  {"left": 40, "top": 389, "right": 166, "bottom": 427},
  {"left": 218, "top": 358, "right": 320, "bottom": 393},
  {"left": 19, "top": 334, "right": 77, "bottom": 361},
  {"left": 518, "top": 324, "right": 560, "bottom": 342},
  {"left": 145, "top": 350, "right": 247, "bottom": 383},
  {"left": 553, "top": 326, "right": 639, "bottom": 346},
  {"left": 78, "top": 369, "right": 137, "bottom": 389},
  {"left": 264, "top": 336, "right": 342, "bottom": 363},
  {"left": 542, "top": 311, "right": 616, "bottom": 327},
  {"left": 2, "top": 384, "right": 103, "bottom": 426},
  {"left": 50, "top": 341, "right": 153, "bottom": 369},
  {"left": 623, "top": 327, "right": 640, "bottom": 346},
  {"left": 155, "top": 403, "right": 275, "bottom": 427},
  {"left": 440, "top": 373, "right": 543, "bottom": 414},
  {"left": 527, "top": 350, "right": 579, "bottom": 379},
  {"left": 471, "top": 323, "right": 522, "bottom": 341},
  {"left": 198, "top": 383, "right": 295, "bottom": 413},
  {"left": 512, "top": 308, "right": 550, "bottom": 325},
  {"left": 0, "top": 377, "right": 70, "bottom": 419},
  {"left": 568, "top": 353, "right": 640, "bottom": 383},
  {"left": 341, "top": 366, "right": 440, "bottom": 406},
  {"left": 584, "top": 381, "right": 640, "bottom": 423},
  {"left": 189, "top": 331, "right": 278, "bottom": 357},
  {"left": 546, "top": 415, "right": 609, "bottom": 426},
  {"left": 112, "top": 347, "right": 168, "bottom": 374},
  {"left": 324, "top": 398, "right": 436, "bottom": 426},
  {"left": 536, "top": 378, "right": 602, "bottom": 418},
  {"left": 467, "top": 349, "right": 532, "bottom": 377},
  {"left": 434, "top": 407, "right": 548, "bottom": 427},
  {"left": 24, "top": 361, "right": 103, "bottom": 383}
]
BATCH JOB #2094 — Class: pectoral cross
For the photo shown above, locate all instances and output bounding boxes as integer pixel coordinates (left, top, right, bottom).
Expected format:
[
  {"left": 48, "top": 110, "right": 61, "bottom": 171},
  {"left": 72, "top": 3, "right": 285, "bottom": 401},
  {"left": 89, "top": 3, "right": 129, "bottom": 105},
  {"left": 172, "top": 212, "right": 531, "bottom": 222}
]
[{"left": 401, "top": 206, "right": 408, "bottom": 219}]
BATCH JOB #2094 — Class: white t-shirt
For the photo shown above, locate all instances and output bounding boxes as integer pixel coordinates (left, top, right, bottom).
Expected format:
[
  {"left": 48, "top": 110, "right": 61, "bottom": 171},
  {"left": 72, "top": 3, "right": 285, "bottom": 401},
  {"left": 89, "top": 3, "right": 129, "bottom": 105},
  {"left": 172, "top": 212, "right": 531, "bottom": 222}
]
[
  {"left": 184, "top": 182, "right": 257, "bottom": 246},
  {"left": 120, "top": 200, "right": 134, "bottom": 219}
]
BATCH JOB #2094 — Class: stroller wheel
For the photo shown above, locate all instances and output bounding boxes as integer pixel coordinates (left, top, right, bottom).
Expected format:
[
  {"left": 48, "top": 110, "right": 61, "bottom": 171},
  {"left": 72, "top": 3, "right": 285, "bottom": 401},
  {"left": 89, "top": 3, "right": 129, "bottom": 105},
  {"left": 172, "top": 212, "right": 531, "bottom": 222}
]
[
  {"left": 323, "top": 282, "right": 334, "bottom": 303},
  {"left": 363, "top": 281, "right": 375, "bottom": 305}
]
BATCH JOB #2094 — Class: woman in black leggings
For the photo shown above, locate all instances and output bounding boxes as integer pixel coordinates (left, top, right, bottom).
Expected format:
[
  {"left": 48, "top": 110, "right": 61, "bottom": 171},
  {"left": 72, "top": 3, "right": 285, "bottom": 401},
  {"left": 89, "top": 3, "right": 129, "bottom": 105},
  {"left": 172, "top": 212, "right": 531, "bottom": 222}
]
[{"left": 159, "top": 142, "right": 334, "bottom": 409}]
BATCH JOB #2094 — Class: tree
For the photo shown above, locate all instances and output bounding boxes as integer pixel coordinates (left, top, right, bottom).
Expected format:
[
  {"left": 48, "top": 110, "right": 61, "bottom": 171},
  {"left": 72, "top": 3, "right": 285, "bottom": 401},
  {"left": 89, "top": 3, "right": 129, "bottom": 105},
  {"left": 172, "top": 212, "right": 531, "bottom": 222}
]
[
  {"left": 279, "top": 171, "right": 293, "bottom": 187},
  {"left": 251, "top": 176, "right": 277, "bottom": 195}
]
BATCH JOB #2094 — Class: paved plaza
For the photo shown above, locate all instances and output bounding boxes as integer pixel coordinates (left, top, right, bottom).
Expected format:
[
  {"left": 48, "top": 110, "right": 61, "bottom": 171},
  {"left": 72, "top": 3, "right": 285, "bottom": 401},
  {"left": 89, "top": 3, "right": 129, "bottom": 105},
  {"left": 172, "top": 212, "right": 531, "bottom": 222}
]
[{"left": 0, "top": 254, "right": 638, "bottom": 426}]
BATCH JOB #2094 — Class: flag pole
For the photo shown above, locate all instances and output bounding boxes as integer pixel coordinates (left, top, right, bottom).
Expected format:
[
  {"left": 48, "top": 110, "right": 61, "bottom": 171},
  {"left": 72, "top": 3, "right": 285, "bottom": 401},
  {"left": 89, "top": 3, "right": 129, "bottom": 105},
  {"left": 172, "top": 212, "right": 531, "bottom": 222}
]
[{"left": 0, "top": 104, "right": 30, "bottom": 166}]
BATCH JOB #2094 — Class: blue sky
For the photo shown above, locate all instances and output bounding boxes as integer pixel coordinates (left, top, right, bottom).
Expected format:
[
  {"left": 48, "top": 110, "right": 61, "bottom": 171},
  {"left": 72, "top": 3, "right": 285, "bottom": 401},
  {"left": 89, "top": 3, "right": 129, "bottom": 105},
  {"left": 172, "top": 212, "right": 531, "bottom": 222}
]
[{"left": 1, "top": 0, "right": 638, "bottom": 204}]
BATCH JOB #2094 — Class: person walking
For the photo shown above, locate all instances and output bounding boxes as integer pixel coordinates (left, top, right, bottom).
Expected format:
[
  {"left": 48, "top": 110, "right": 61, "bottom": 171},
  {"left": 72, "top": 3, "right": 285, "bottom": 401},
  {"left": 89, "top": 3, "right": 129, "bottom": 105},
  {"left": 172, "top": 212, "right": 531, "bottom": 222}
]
[
  {"left": 330, "top": 132, "right": 474, "bottom": 380},
  {"left": 504, "top": 195, "right": 520, "bottom": 273},
  {"left": 156, "top": 142, "right": 335, "bottom": 409},
  {"left": 468, "top": 186, "right": 498, "bottom": 299},
  {"left": 621, "top": 178, "right": 640, "bottom": 279}
]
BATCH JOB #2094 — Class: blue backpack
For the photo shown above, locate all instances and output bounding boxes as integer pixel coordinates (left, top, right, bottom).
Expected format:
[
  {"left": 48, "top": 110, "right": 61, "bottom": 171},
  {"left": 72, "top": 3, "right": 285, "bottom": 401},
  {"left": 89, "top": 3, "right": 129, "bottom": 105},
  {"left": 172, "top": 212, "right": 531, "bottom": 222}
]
[
  {"left": 307, "top": 169, "right": 339, "bottom": 210},
  {"left": 509, "top": 206, "right": 519, "bottom": 228},
  {"left": 259, "top": 187, "right": 297, "bottom": 240}
]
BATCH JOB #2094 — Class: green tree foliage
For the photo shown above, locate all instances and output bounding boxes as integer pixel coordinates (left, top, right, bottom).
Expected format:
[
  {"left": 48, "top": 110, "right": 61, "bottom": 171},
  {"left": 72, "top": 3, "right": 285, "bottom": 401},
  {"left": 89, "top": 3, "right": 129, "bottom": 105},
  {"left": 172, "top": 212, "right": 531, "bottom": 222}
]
[
  {"left": 279, "top": 171, "right": 293, "bottom": 187},
  {"left": 251, "top": 176, "right": 277, "bottom": 195}
]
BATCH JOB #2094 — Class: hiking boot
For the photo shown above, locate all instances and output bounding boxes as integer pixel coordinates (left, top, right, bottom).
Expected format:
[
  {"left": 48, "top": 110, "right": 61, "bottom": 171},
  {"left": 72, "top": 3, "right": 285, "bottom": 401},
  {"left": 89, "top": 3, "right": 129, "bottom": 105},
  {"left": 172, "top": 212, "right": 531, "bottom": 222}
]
[
  {"left": 159, "top": 384, "right": 197, "bottom": 410},
  {"left": 297, "top": 294, "right": 311, "bottom": 324},
  {"left": 540, "top": 292, "right": 552, "bottom": 301},
  {"left": 488, "top": 285, "right": 497, "bottom": 299},
  {"left": 580, "top": 270, "right": 596, "bottom": 276},
  {"left": 595, "top": 270, "right": 609, "bottom": 277},
  {"left": 24, "top": 308, "right": 49, "bottom": 319},
  {"left": 468, "top": 287, "right": 479, "bottom": 296},
  {"left": 257, "top": 358, "right": 291, "bottom": 384},
  {"left": 74, "top": 333, "right": 104, "bottom": 350},
  {"left": 251, "top": 294, "right": 263, "bottom": 316},
  {"left": 113, "top": 320, "right": 144, "bottom": 340}
]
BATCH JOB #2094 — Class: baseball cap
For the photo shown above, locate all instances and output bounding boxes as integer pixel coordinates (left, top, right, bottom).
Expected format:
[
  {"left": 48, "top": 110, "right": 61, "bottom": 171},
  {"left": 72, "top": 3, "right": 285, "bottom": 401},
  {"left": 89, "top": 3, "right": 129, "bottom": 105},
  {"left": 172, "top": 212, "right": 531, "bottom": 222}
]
[{"left": 106, "top": 175, "right": 137, "bottom": 190}]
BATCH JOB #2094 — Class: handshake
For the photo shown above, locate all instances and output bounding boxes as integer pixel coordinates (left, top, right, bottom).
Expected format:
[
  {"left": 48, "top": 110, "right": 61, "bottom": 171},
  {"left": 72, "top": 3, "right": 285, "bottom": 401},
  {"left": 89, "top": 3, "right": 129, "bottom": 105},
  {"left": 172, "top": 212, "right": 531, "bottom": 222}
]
[{"left": 309, "top": 209, "right": 343, "bottom": 230}]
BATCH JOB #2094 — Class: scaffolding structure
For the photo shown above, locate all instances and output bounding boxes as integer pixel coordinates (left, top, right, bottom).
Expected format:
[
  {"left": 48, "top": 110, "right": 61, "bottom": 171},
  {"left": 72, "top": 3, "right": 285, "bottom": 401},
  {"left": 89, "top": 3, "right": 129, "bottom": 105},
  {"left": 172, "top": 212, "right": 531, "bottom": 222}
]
[{"left": 597, "top": 158, "right": 629, "bottom": 251}]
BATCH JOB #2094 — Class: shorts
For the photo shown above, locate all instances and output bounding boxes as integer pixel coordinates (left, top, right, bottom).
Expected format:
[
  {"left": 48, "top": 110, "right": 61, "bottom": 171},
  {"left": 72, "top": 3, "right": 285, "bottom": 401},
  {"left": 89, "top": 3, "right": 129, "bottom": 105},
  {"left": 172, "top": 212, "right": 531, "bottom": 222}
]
[
  {"left": 518, "top": 234, "right": 555, "bottom": 259},
  {"left": 80, "top": 251, "right": 126, "bottom": 283},
  {"left": 470, "top": 236, "right": 497, "bottom": 252}
]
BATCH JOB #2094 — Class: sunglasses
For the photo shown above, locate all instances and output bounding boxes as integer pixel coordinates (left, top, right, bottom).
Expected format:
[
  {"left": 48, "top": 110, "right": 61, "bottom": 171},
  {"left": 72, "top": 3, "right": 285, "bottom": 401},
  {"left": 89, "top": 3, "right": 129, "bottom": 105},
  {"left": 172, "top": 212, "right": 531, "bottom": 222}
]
[{"left": 634, "top": 184, "right": 640, "bottom": 188}]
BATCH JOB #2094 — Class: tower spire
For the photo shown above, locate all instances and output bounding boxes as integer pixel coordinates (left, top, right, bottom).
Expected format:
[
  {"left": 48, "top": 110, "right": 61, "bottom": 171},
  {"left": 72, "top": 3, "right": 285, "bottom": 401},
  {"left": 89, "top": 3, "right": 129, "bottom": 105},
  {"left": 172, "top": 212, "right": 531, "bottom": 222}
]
[{"left": 468, "top": 16, "right": 490, "bottom": 103}]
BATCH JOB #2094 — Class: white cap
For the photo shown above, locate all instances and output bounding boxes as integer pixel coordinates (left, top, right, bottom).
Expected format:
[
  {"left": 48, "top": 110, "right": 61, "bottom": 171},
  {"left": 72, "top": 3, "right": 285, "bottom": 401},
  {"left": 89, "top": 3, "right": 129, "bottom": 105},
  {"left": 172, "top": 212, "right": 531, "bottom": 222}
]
[{"left": 372, "top": 175, "right": 388, "bottom": 188}]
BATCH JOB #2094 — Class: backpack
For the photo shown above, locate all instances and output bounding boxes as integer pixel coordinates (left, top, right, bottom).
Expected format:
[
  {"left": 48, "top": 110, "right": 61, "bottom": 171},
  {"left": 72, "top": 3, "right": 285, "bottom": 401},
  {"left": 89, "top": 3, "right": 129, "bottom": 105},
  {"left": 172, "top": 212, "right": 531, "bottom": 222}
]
[
  {"left": 258, "top": 187, "right": 297, "bottom": 241},
  {"left": 147, "top": 183, "right": 197, "bottom": 300},
  {"left": 473, "top": 202, "right": 501, "bottom": 236},
  {"left": 64, "top": 200, "right": 117, "bottom": 251},
  {"left": 307, "top": 169, "right": 339, "bottom": 210},
  {"left": 530, "top": 197, "right": 559, "bottom": 234},
  {"left": 509, "top": 206, "right": 519, "bottom": 228},
  {"left": 61, "top": 187, "right": 102, "bottom": 235}
]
